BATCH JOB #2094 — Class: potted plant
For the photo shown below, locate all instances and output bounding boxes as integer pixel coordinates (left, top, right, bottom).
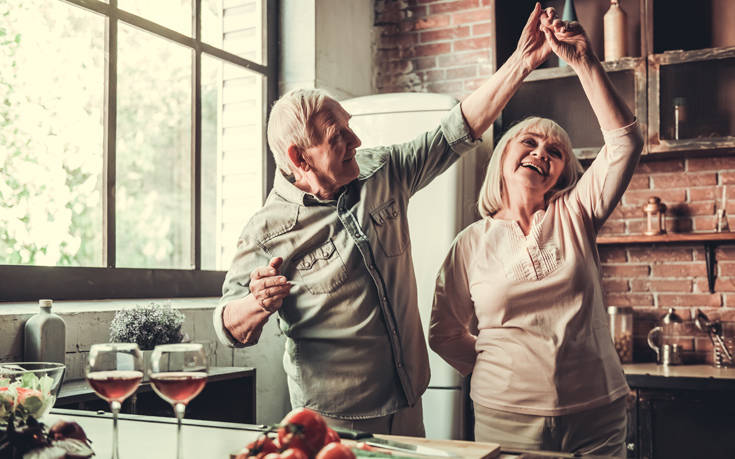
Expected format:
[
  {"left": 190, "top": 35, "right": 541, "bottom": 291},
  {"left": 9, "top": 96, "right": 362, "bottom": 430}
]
[{"left": 109, "top": 302, "right": 186, "bottom": 351}]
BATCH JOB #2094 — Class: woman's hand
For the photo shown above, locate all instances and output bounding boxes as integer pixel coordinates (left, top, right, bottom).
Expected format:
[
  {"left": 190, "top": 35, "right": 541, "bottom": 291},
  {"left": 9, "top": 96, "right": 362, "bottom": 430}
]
[
  {"left": 514, "top": 2, "right": 553, "bottom": 74},
  {"left": 540, "top": 19, "right": 596, "bottom": 69}
]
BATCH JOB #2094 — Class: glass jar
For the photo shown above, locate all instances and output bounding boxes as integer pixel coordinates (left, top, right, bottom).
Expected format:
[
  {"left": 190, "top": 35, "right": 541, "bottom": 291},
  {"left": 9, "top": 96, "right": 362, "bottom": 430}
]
[{"left": 608, "top": 306, "right": 633, "bottom": 363}]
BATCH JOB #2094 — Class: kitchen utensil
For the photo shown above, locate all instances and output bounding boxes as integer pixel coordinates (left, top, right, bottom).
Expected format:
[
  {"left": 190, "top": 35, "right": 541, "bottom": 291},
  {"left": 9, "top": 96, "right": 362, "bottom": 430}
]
[
  {"left": 647, "top": 308, "right": 684, "bottom": 365},
  {"left": 694, "top": 309, "right": 733, "bottom": 365},
  {"left": 333, "top": 428, "right": 458, "bottom": 457},
  {"left": 364, "top": 436, "right": 460, "bottom": 458}
]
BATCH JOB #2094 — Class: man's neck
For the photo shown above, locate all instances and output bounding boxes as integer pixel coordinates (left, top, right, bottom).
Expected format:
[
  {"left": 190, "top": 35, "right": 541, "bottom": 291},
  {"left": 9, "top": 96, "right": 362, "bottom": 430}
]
[{"left": 293, "top": 174, "right": 339, "bottom": 200}]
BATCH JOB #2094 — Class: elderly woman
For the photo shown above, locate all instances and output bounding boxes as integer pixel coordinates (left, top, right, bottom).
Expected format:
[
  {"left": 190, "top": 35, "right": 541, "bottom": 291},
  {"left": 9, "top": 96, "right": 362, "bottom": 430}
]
[{"left": 429, "top": 17, "right": 643, "bottom": 458}]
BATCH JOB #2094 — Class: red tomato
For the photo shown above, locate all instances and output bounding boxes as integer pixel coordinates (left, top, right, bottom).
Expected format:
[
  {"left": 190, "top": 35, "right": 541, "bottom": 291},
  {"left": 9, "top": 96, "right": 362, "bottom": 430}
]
[
  {"left": 280, "top": 448, "right": 309, "bottom": 459},
  {"left": 323, "top": 427, "right": 340, "bottom": 446},
  {"left": 315, "top": 443, "right": 356, "bottom": 459},
  {"left": 278, "top": 408, "right": 327, "bottom": 456},
  {"left": 244, "top": 435, "right": 279, "bottom": 458}
]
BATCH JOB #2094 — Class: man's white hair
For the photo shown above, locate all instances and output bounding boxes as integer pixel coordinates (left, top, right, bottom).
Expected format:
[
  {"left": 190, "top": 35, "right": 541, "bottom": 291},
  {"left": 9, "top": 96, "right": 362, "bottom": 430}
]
[
  {"left": 266, "top": 88, "right": 333, "bottom": 174},
  {"left": 478, "top": 116, "right": 583, "bottom": 218}
]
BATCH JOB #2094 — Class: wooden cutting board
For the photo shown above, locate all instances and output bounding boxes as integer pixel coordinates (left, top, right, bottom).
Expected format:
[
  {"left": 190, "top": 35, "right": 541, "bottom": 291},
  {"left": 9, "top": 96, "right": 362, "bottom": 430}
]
[{"left": 370, "top": 434, "right": 501, "bottom": 459}]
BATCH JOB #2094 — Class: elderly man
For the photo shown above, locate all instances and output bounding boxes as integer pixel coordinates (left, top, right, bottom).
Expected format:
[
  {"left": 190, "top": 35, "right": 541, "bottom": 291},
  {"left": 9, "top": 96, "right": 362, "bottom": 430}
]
[{"left": 213, "top": 3, "right": 556, "bottom": 435}]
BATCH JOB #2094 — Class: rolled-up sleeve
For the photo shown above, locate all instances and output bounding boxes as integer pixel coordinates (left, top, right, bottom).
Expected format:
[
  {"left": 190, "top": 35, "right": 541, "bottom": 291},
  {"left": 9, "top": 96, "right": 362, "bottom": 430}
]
[{"left": 388, "top": 103, "right": 483, "bottom": 196}]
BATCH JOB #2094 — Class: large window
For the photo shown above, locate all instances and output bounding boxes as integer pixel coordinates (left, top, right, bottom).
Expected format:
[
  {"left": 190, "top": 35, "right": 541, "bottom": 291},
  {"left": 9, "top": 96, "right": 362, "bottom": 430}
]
[{"left": 0, "top": 0, "right": 277, "bottom": 300}]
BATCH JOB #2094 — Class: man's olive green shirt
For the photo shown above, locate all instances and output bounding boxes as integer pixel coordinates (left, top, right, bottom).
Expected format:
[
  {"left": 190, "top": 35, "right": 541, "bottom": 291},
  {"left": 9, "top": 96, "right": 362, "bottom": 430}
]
[{"left": 214, "top": 104, "right": 480, "bottom": 419}]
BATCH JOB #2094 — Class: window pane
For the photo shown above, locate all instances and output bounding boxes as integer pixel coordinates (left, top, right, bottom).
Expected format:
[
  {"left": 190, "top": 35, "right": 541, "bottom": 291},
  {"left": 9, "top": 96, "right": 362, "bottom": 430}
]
[
  {"left": 117, "top": 24, "right": 192, "bottom": 269},
  {"left": 0, "top": 0, "right": 105, "bottom": 267},
  {"left": 202, "top": 0, "right": 265, "bottom": 65},
  {"left": 201, "top": 54, "right": 264, "bottom": 270},
  {"left": 118, "top": 0, "right": 192, "bottom": 36}
]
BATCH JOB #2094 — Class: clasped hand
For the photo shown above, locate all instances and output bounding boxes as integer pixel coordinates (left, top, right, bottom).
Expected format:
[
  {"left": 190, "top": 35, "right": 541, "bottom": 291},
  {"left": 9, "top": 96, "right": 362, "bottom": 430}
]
[
  {"left": 516, "top": 2, "right": 594, "bottom": 73},
  {"left": 249, "top": 257, "right": 292, "bottom": 313}
]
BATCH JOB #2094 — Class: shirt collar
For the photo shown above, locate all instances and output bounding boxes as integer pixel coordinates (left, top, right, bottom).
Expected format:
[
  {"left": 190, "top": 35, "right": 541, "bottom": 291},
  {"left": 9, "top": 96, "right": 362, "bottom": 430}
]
[{"left": 273, "top": 170, "right": 341, "bottom": 206}]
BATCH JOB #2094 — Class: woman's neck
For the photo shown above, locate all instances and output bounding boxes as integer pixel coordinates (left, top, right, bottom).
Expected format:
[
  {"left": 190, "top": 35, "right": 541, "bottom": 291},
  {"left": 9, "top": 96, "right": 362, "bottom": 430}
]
[{"left": 494, "top": 192, "right": 547, "bottom": 235}]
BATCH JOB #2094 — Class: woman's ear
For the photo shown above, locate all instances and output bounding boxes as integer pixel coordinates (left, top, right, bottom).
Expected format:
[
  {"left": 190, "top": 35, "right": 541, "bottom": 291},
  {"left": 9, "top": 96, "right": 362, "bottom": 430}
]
[{"left": 287, "top": 144, "right": 310, "bottom": 172}]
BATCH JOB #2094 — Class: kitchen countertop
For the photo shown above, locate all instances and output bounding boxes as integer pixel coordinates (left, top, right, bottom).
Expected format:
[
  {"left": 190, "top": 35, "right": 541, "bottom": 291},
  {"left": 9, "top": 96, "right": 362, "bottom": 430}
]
[
  {"left": 45, "top": 409, "right": 615, "bottom": 459},
  {"left": 623, "top": 363, "right": 735, "bottom": 390}
]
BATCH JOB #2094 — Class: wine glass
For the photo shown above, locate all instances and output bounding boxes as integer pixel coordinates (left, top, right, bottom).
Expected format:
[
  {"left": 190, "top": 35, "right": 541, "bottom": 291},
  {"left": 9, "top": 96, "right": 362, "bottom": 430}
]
[
  {"left": 149, "top": 343, "right": 208, "bottom": 459},
  {"left": 86, "top": 343, "right": 144, "bottom": 459}
]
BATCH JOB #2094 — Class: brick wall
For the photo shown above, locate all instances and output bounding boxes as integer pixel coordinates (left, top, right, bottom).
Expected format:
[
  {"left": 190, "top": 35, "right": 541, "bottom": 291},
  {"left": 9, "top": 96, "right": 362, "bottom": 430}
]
[
  {"left": 372, "top": 0, "right": 735, "bottom": 365},
  {"left": 599, "top": 157, "right": 735, "bottom": 364},
  {"left": 374, "top": 0, "right": 493, "bottom": 99}
]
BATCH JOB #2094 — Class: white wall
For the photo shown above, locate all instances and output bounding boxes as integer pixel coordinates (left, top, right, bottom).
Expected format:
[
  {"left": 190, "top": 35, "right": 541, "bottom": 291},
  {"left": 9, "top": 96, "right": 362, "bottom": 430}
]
[
  {"left": 280, "top": 0, "right": 374, "bottom": 98},
  {"left": 0, "top": 299, "right": 291, "bottom": 425}
]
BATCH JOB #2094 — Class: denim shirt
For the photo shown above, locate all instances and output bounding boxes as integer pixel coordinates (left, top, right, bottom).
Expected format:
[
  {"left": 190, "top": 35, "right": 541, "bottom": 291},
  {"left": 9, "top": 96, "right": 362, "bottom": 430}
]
[{"left": 214, "top": 104, "right": 480, "bottom": 419}]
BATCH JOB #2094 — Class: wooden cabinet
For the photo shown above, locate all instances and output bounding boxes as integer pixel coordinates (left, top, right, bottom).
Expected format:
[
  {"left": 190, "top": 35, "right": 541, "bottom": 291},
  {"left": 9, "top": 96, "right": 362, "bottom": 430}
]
[
  {"left": 491, "top": 0, "right": 735, "bottom": 158},
  {"left": 623, "top": 365, "right": 735, "bottom": 458},
  {"left": 55, "top": 367, "right": 256, "bottom": 424}
]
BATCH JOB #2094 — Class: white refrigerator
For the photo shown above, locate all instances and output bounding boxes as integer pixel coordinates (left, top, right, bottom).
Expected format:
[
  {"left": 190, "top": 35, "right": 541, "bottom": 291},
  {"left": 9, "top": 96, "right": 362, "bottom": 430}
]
[{"left": 341, "top": 93, "right": 489, "bottom": 440}]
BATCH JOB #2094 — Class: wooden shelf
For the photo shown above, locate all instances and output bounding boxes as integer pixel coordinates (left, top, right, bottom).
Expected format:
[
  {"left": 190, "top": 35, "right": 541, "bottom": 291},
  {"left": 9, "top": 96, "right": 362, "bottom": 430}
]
[
  {"left": 597, "top": 232, "right": 735, "bottom": 293},
  {"left": 597, "top": 232, "right": 735, "bottom": 245}
]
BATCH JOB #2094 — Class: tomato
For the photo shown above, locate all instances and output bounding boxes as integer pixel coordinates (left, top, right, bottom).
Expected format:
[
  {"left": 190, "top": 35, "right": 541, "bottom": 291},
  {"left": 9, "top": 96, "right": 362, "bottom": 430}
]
[
  {"left": 244, "top": 435, "right": 279, "bottom": 458},
  {"left": 315, "top": 443, "right": 356, "bottom": 459},
  {"left": 323, "top": 427, "right": 340, "bottom": 446},
  {"left": 280, "top": 448, "right": 309, "bottom": 459},
  {"left": 277, "top": 408, "right": 327, "bottom": 456}
]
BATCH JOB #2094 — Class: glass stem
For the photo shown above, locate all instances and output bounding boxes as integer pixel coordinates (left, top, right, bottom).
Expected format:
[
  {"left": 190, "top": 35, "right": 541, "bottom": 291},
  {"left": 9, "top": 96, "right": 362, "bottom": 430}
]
[
  {"left": 110, "top": 400, "right": 122, "bottom": 459},
  {"left": 175, "top": 402, "right": 186, "bottom": 459}
]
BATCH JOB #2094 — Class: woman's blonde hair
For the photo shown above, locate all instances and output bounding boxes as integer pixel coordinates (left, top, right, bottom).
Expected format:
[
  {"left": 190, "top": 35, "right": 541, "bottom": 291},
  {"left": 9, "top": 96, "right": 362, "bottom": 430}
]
[
  {"left": 266, "top": 88, "right": 333, "bottom": 174},
  {"left": 478, "top": 117, "right": 583, "bottom": 218}
]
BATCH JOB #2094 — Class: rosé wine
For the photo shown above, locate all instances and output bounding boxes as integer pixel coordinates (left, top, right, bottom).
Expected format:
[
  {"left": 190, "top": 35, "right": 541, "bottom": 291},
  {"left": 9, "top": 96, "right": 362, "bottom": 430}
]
[
  {"left": 86, "top": 370, "right": 143, "bottom": 403},
  {"left": 150, "top": 371, "right": 207, "bottom": 405}
]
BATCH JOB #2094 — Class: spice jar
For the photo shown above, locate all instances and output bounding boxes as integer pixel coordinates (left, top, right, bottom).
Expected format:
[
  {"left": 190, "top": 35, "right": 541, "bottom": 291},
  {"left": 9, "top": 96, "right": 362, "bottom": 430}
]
[
  {"left": 608, "top": 306, "right": 633, "bottom": 363},
  {"left": 643, "top": 197, "right": 666, "bottom": 236}
]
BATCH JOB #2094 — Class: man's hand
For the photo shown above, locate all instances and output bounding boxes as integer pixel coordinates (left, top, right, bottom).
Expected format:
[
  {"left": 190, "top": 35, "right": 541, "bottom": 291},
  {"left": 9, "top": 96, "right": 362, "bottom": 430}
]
[
  {"left": 514, "top": 2, "right": 553, "bottom": 73},
  {"left": 249, "top": 257, "right": 292, "bottom": 313}
]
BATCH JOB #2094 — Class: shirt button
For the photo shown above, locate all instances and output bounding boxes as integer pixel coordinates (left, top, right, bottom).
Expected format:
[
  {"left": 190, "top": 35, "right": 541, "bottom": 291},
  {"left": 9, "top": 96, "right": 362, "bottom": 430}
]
[
  {"left": 392, "top": 329, "right": 397, "bottom": 335},
  {"left": 397, "top": 362, "right": 403, "bottom": 368}
]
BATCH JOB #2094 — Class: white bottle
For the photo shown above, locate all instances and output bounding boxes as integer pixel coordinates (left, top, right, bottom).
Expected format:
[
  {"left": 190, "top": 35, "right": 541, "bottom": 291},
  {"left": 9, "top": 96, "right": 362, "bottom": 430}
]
[
  {"left": 24, "top": 299, "right": 66, "bottom": 364},
  {"left": 604, "top": 0, "right": 628, "bottom": 61}
]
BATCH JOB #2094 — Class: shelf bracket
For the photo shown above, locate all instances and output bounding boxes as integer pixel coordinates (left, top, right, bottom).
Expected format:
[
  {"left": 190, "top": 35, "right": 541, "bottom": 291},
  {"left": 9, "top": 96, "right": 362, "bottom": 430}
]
[{"left": 705, "top": 243, "right": 716, "bottom": 294}]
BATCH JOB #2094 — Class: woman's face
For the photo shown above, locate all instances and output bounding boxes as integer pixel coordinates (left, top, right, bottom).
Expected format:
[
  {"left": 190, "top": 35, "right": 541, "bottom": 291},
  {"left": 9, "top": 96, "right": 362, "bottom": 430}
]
[{"left": 501, "top": 129, "right": 567, "bottom": 198}]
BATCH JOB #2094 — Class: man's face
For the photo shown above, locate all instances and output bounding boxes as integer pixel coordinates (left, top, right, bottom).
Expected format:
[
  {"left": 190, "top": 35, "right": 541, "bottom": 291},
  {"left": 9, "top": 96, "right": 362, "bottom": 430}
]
[{"left": 302, "top": 99, "right": 362, "bottom": 192}]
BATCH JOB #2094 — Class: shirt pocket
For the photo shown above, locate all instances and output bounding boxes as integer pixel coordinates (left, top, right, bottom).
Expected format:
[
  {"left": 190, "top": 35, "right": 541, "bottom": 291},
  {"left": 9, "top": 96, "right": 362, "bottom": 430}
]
[
  {"left": 369, "top": 198, "right": 409, "bottom": 257},
  {"left": 294, "top": 238, "right": 348, "bottom": 294}
]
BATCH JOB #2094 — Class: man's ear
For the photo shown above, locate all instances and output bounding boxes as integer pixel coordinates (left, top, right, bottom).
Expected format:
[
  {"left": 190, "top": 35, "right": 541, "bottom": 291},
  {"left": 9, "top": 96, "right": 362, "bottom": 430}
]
[{"left": 287, "top": 144, "right": 310, "bottom": 172}]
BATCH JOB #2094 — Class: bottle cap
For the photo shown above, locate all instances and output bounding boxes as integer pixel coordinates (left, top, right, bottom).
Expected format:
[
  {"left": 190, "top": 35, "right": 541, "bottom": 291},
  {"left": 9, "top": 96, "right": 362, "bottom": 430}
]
[{"left": 39, "top": 299, "right": 53, "bottom": 310}]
